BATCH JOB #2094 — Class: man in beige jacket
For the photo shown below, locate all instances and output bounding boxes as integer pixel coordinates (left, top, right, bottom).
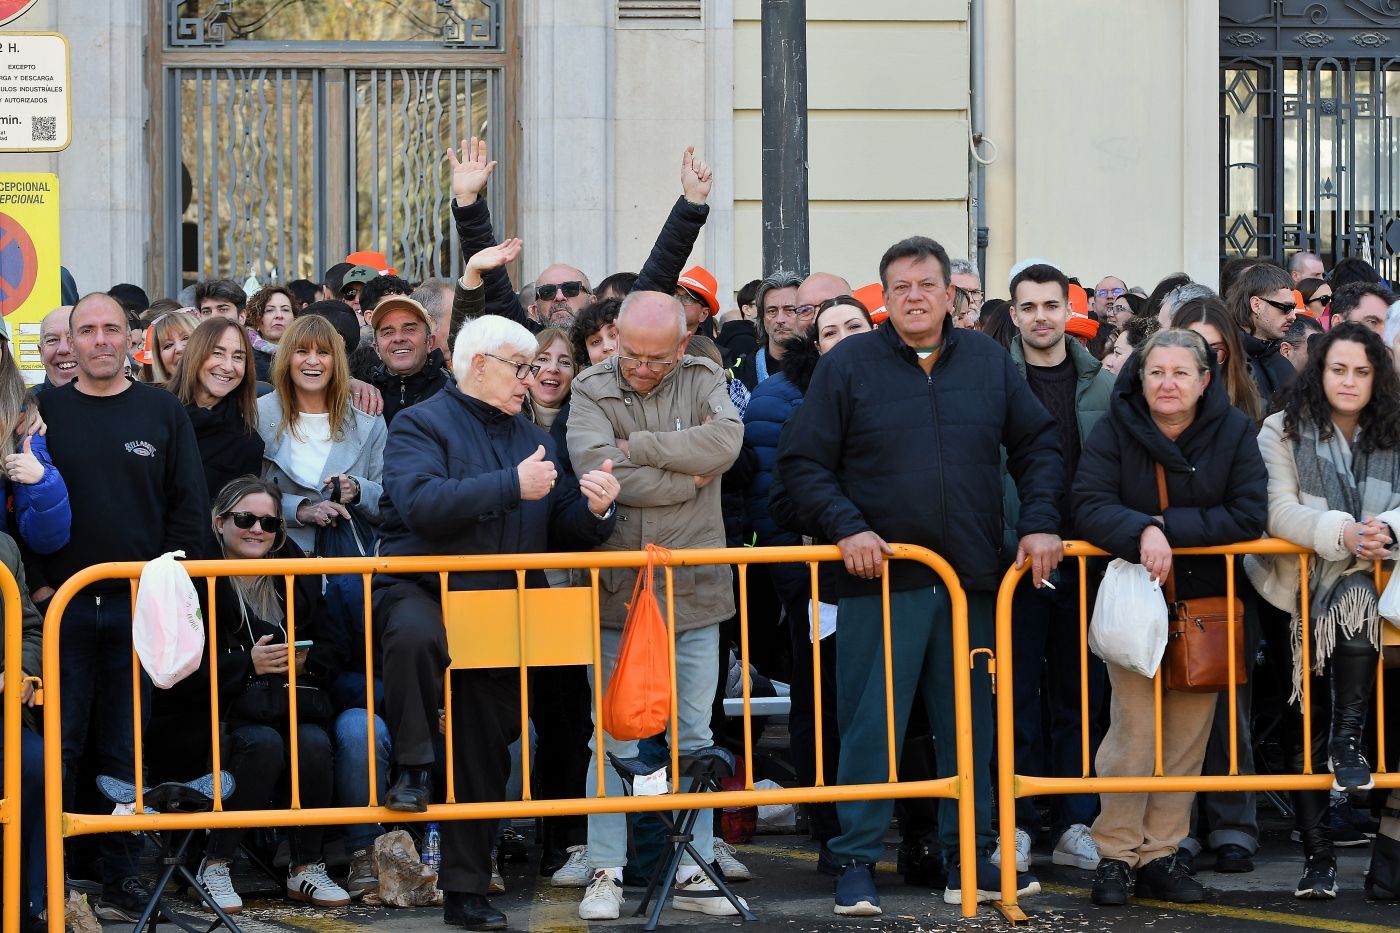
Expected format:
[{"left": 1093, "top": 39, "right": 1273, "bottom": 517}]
[{"left": 567, "top": 291, "right": 745, "bottom": 921}]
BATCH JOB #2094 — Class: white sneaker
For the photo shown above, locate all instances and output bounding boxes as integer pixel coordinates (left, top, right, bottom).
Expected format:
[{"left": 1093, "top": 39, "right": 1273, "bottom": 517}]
[
  {"left": 287, "top": 862, "right": 351, "bottom": 908},
  {"left": 578, "top": 870, "right": 625, "bottom": 921},
  {"left": 196, "top": 859, "right": 243, "bottom": 915},
  {"left": 552, "top": 845, "right": 591, "bottom": 887},
  {"left": 1052, "top": 823, "right": 1101, "bottom": 870},
  {"left": 672, "top": 870, "right": 749, "bottom": 916},
  {"left": 713, "top": 840, "right": 752, "bottom": 882},
  {"left": 989, "top": 827, "right": 1031, "bottom": 873}
]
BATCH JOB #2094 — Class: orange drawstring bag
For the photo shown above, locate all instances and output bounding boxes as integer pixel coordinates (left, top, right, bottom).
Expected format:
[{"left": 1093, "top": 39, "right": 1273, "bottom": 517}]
[{"left": 602, "top": 545, "right": 673, "bottom": 741}]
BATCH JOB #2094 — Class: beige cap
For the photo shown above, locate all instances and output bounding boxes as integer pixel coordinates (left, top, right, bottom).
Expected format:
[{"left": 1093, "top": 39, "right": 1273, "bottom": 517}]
[{"left": 369, "top": 296, "right": 432, "bottom": 332}]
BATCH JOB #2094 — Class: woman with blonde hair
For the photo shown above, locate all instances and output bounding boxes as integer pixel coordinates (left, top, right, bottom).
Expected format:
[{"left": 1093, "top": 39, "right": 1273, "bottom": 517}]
[
  {"left": 257, "top": 314, "right": 386, "bottom": 553},
  {"left": 135, "top": 310, "right": 200, "bottom": 386}
]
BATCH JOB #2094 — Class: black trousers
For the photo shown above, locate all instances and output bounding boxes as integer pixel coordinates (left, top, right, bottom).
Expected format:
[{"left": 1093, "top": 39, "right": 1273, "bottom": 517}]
[
  {"left": 531, "top": 666, "right": 592, "bottom": 849},
  {"left": 375, "top": 580, "right": 521, "bottom": 895}
]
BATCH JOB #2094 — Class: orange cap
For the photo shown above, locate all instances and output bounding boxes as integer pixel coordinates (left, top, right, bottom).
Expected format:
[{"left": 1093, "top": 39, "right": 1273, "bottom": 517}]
[
  {"left": 133, "top": 324, "right": 156, "bottom": 366},
  {"left": 1065, "top": 313, "right": 1099, "bottom": 340},
  {"left": 677, "top": 265, "right": 719, "bottom": 316},
  {"left": 345, "top": 249, "right": 397, "bottom": 276},
  {"left": 1068, "top": 283, "right": 1090, "bottom": 316},
  {"left": 852, "top": 282, "right": 888, "bottom": 324}
]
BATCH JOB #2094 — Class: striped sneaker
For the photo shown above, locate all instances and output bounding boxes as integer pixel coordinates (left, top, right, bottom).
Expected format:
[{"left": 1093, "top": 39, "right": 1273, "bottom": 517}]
[{"left": 287, "top": 862, "right": 351, "bottom": 908}]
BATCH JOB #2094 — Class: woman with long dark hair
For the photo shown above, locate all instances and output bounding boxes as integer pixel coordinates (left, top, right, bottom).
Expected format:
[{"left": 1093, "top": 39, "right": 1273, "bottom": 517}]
[
  {"left": 169, "top": 318, "right": 264, "bottom": 500},
  {"left": 1247, "top": 323, "right": 1400, "bottom": 899},
  {"left": 1171, "top": 296, "right": 1264, "bottom": 423}
]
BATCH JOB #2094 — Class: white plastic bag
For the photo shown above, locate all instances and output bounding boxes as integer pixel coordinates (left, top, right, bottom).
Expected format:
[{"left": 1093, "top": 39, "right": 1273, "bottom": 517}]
[
  {"left": 1087, "top": 558, "right": 1169, "bottom": 677},
  {"left": 1380, "top": 566, "right": 1400, "bottom": 629},
  {"left": 132, "top": 551, "right": 205, "bottom": 689}
]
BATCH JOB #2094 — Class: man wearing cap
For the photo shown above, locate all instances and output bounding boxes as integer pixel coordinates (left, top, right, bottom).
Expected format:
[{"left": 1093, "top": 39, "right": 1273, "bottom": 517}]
[
  {"left": 347, "top": 249, "right": 398, "bottom": 277},
  {"left": 340, "top": 265, "right": 379, "bottom": 319},
  {"left": 369, "top": 296, "right": 452, "bottom": 425},
  {"left": 1000, "top": 262, "right": 1112, "bottom": 878},
  {"left": 676, "top": 266, "right": 720, "bottom": 335}
]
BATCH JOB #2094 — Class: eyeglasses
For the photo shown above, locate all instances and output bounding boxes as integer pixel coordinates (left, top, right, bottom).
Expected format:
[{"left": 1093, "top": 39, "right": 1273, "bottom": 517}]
[
  {"left": 536, "top": 281, "right": 586, "bottom": 301},
  {"left": 1095, "top": 287, "right": 1127, "bottom": 299},
  {"left": 485, "top": 353, "right": 542, "bottom": 380},
  {"left": 1257, "top": 296, "right": 1298, "bottom": 315},
  {"left": 616, "top": 354, "right": 677, "bottom": 371},
  {"left": 766, "top": 304, "right": 816, "bottom": 321},
  {"left": 223, "top": 511, "right": 284, "bottom": 534},
  {"left": 1308, "top": 292, "right": 1333, "bottom": 307},
  {"left": 675, "top": 288, "right": 704, "bottom": 306}
]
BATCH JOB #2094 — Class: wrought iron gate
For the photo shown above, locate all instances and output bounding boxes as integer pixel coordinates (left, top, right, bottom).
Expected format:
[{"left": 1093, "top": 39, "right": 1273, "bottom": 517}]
[
  {"left": 156, "top": 1, "right": 510, "bottom": 295},
  {"left": 1221, "top": 2, "right": 1400, "bottom": 279}
]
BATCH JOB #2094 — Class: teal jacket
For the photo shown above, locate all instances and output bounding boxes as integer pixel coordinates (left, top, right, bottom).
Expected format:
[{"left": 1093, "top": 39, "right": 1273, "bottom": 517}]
[{"left": 1001, "top": 335, "right": 1114, "bottom": 559}]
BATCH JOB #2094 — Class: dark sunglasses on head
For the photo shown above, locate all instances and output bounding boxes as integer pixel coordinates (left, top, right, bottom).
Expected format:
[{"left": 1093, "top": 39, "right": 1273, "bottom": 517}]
[
  {"left": 536, "top": 281, "right": 586, "bottom": 301},
  {"left": 223, "top": 511, "right": 284, "bottom": 534}
]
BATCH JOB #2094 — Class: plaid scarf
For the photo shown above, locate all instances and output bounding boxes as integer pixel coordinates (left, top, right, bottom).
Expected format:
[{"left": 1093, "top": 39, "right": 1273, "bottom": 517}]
[{"left": 1289, "top": 420, "right": 1400, "bottom": 701}]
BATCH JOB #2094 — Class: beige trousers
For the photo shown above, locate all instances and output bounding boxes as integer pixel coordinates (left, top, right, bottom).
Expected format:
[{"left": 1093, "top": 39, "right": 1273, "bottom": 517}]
[{"left": 1091, "top": 662, "right": 1218, "bottom": 868}]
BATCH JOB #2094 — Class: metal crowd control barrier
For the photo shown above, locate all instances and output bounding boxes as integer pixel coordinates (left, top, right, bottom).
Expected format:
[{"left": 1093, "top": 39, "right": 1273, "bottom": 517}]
[
  {"left": 40, "top": 544, "right": 989, "bottom": 927},
  {"left": 993, "top": 538, "right": 1400, "bottom": 923},
  {"left": 0, "top": 563, "right": 27, "bottom": 933}
]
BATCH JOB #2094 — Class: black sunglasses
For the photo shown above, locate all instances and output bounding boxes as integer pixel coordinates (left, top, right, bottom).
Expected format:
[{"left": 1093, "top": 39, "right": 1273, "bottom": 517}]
[
  {"left": 1308, "top": 292, "right": 1333, "bottom": 307},
  {"left": 536, "top": 281, "right": 586, "bottom": 301},
  {"left": 1257, "top": 296, "right": 1297, "bottom": 315},
  {"left": 223, "top": 511, "right": 284, "bottom": 534}
]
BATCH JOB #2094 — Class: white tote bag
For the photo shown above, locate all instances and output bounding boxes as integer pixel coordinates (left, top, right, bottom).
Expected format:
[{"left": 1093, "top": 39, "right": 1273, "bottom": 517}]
[
  {"left": 132, "top": 551, "right": 205, "bottom": 689},
  {"left": 1087, "top": 558, "right": 1169, "bottom": 678}
]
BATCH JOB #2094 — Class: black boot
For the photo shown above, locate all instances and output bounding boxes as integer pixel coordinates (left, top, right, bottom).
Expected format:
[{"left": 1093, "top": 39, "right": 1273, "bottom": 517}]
[
  {"left": 1327, "top": 636, "right": 1379, "bottom": 793},
  {"left": 1091, "top": 858, "right": 1133, "bottom": 906},
  {"left": 1135, "top": 854, "right": 1206, "bottom": 903},
  {"left": 386, "top": 767, "right": 432, "bottom": 813},
  {"left": 444, "top": 892, "right": 507, "bottom": 930},
  {"left": 1289, "top": 682, "right": 1334, "bottom": 870}
]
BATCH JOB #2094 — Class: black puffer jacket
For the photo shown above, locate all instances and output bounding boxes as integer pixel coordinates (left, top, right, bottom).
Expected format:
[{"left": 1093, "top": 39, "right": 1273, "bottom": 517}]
[
  {"left": 1239, "top": 330, "right": 1296, "bottom": 408},
  {"left": 1072, "top": 354, "right": 1268, "bottom": 600},
  {"left": 776, "top": 318, "right": 1062, "bottom": 596},
  {"left": 369, "top": 348, "right": 452, "bottom": 426}
]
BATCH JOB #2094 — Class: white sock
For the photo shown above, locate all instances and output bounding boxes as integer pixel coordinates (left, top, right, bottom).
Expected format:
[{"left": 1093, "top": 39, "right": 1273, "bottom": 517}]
[
  {"left": 603, "top": 867, "right": 623, "bottom": 883},
  {"left": 676, "top": 864, "right": 700, "bottom": 883}
]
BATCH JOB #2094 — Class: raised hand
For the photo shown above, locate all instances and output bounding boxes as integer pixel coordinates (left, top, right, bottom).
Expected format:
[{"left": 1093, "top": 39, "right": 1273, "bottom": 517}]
[
  {"left": 466, "top": 238, "right": 524, "bottom": 275},
  {"left": 4, "top": 434, "right": 43, "bottom": 485},
  {"left": 681, "top": 146, "right": 714, "bottom": 205},
  {"left": 448, "top": 136, "right": 498, "bottom": 207},
  {"left": 517, "top": 444, "right": 558, "bottom": 501}
]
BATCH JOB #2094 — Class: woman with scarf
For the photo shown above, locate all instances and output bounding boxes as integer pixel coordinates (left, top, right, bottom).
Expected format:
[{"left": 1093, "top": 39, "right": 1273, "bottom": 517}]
[{"left": 1247, "top": 322, "right": 1400, "bottom": 900}]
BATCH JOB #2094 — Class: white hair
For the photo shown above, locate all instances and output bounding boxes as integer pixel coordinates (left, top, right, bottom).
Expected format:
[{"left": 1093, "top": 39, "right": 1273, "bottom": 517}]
[
  {"left": 410, "top": 278, "right": 453, "bottom": 329},
  {"left": 1385, "top": 300, "right": 1400, "bottom": 350},
  {"left": 453, "top": 314, "right": 538, "bottom": 372},
  {"left": 949, "top": 258, "right": 979, "bottom": 279},
  {"left": 1007, "top": 258, "right": 1058, "bottom": 288}
]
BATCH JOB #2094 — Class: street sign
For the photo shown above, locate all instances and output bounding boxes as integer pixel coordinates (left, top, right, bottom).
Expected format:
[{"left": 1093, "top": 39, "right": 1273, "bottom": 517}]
[
  {"left": 0, "top": 173, "right": 59, "bottom": 385},
  {"left": 0, "top": 33, "right": 70, "bottom": 152},
  {"left": 0, "top": 2, "right": 38, "bottom": 29}
]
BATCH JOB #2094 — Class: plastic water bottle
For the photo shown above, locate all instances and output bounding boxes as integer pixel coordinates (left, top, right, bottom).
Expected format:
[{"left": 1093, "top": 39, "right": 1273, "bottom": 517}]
[{"left": 423, "top": 822, "right": 441, "bottom": 872}]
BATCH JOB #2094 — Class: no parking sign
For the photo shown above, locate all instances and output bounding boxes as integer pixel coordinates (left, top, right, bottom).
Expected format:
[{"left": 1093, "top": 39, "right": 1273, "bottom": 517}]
[{"left": 0, "top": 172, "right": 58, "bottom": 385}]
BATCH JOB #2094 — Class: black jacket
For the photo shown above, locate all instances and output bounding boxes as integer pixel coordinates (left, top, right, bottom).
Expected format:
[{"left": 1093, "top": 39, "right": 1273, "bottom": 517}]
[
  {"left": 1239, "top": 330, "right": 1296, "bottom": 408},
  {"left": 452, "top": 198, "right": 529, "bottom": 340},
  {"left": 376, "top": 382, "right": 616, "bottom": 594},
  {"left": 716, "top": 319, "right": 758, "bottom": 372},
  {"left": 369, "top": 348, "right": 452, "bottom": 426},
  {"left": 185, "top": 397, "right": 265, "bottom": 502},
  {"left": 1072, "top": 357, "right": 1268, "bottom": 601},
  {"left": 776, "top": 319, "right": 1063, "bottom": 595}
]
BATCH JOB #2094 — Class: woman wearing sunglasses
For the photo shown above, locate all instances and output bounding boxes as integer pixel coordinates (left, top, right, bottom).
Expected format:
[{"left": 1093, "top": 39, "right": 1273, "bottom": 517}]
[
  {"left": 1226, "top": 263, "right": 1299, "bottom": 407},
  {"left": 169, "top": 318, "right": 265, "bottom": 501},
  {"left": 1297, "top": 278, "right": 1333, "bottom": 327},
  {"left": 195, "top": 476, "right": 352, "bottom": 913},
  {"left": 257, "top": 314, "right": 386, "bottom": 553}
]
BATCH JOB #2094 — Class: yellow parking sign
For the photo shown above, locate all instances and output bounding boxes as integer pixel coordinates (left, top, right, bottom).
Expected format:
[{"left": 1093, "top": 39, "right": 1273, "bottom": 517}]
[{"left": 0, "top": 172, "right": 59, "bottom": 385}]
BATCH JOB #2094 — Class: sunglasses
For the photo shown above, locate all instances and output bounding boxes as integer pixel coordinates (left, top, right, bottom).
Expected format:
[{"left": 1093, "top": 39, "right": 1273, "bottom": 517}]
[
  {"left": 1257, "top": 296, "right": 1298, "bottom": 315},
  {"left": 1308, "top": 292, "right": 1333, "bottom": 307},
  {"left": 536, "top": 281, "right": 586, "bottom": 301},
  {"left": 223, "top": 511, "right": 284, "bottom": 534}
]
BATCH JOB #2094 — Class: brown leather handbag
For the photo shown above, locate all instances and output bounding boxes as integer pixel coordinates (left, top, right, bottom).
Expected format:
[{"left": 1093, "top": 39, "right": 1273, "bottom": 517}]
[{"left": 1155, "top": 464, "right": 1248, "bottom": 692}]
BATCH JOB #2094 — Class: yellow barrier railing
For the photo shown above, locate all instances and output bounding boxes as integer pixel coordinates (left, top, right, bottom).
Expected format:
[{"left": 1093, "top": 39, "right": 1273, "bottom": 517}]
[
  {"left": 40, "top": 544, "right": 986, "bottom": 927},
  {"left": 1, "top": 563, "right": 25, "bottom": 933},
  {"left": 993, "top": 538, "right": 1400, "bottom": 922}
]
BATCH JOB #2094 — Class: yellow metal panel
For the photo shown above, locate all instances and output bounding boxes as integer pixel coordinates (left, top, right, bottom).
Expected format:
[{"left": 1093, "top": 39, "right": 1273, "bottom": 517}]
[{"left": 444, "top": 587, "right": 596, "bottom": 669}]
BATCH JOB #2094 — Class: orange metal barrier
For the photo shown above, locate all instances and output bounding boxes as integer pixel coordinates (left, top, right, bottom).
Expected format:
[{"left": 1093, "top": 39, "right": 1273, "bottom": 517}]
[
  {"left": 0, "top": 564, "right": 26, "bottom": 933},
  {"left": 993, "top": 538, "right": 1400, "bottom": 922},
  {"left": 40, "top": 544, "right": 988, "bottom": 927}
]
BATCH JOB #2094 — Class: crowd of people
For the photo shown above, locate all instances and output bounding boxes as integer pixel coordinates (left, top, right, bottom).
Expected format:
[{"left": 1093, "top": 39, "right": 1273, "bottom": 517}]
[{"left": 4, "top": 139, "right": 1400, "bottom": 932}]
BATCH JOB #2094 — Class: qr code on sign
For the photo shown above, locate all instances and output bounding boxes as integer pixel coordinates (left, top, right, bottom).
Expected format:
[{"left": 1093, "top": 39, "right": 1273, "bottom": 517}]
[{"left": 32, "top": 116, "right": 56, "bottom": 142}]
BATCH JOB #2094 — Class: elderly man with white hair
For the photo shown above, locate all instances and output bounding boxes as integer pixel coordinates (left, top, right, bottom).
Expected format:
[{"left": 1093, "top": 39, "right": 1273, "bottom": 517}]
[{"left": 372, "top": 314, "right": 620, "bottom": 930}]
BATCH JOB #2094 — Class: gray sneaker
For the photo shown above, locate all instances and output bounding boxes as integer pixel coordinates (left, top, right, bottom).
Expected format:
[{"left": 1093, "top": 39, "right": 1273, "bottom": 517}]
[{"left": 345, "top": 848, "right": 378, "bottom": 899}]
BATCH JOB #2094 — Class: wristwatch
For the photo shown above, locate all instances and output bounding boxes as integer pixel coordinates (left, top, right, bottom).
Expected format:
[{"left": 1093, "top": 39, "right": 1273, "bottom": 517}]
[{"left": 591, "top": 503, "right": 616, "bottom": 521}]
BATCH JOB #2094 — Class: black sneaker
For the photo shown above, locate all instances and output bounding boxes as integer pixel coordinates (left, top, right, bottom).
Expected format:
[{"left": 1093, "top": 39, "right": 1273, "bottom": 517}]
[
  {"left": 1295, "top": 854, "right": 1338, "bottom": 899},
  {"left": 1135, "top": 855, "right": 1206, "bottom": 904},
  {"left": 1329, "top": 737, "right": 1375, "bottom": 793},
  {"left": 94, "top": 876, "right": 152, "bottom": 923},
  {"left": 1333, "top": 796, "right": 1379, "bottom": 839},
  {"left": 1213, "top": 843, "right": 1254, "bottom": 873},
  {"left": 898, "top": 838, "right": 947, "bottom": 889},
  {"left": 1091, "top": 858, "right": 1133, "bottom": 906}
]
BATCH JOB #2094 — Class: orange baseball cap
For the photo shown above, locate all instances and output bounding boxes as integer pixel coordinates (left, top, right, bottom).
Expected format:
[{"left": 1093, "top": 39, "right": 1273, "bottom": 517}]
[
  {"left": 677, "top": 266, "right": 720, "bottom": 316},
  {"left": 1065, "top": 313, "right": 1099, "bottom": 341},
  {"left": 852, "top": 282, "right": 888, "bottom": 324},
  {"left": 345, "top": 250, "right": 397, "bottom": 276},
  {"left": 1068, "top": 283, "right": 1090, "bottom": 316}
]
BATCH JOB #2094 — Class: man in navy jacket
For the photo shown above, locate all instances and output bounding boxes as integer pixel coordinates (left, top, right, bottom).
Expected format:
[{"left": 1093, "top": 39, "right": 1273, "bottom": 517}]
[{"left": 777, "top": 237, "right": 1063, "bottom": 914}]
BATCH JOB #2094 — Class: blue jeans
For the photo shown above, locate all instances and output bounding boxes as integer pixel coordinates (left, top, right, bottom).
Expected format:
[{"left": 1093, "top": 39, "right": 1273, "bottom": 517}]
[
  {"left": 829, "top": 587, "right": 995, "bottom": 866},
  {"left": 0, "top": 721, "right": 45, "bottom": 918},
  {"left": 586, "top": 625, "right": 720, "bottom": 872},
  {"left": 334, "top": 708, "right": 391, "bottom": 851},
  {"left": 59, "top": 593, "right": 149, "bottom": 885}
]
